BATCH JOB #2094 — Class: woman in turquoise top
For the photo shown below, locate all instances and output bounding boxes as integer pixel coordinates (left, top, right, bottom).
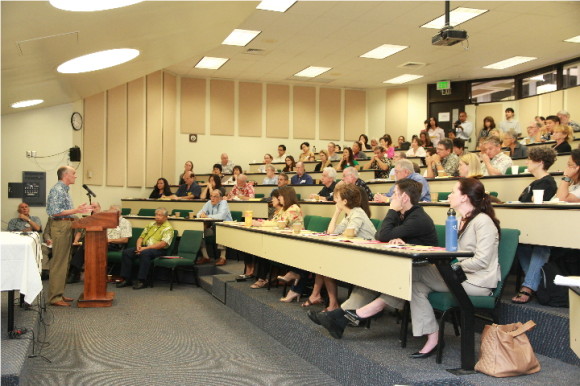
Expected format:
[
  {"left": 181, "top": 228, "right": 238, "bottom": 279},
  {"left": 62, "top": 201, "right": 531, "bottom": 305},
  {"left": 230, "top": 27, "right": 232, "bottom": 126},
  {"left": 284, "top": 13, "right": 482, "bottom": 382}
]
[{"left": 337, "top": 147, "right": 359, "bottom": 171}]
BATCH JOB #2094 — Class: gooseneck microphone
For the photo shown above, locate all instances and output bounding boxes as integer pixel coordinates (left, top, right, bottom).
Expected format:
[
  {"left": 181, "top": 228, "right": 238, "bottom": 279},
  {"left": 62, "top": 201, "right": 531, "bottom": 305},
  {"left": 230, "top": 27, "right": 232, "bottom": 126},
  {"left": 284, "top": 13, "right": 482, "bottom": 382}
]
[{"left": 82, "top": 184, "right": 97, "bottom": 197}]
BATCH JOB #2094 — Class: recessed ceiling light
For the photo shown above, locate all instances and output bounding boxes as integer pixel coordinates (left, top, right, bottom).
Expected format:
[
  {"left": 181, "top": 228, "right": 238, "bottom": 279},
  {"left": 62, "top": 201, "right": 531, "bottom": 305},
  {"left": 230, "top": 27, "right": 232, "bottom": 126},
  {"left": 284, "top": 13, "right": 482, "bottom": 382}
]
[
  {"left": 421, "top": 7, "right": 487, "bottom": 29},
  {"left": 57, "top": 48, "right": 140, "bottom": 73},
  {"left": 360, "top": 44, "right": 408, "bottom": 60},
  {"left": 484, "top": 56, "right": 537, "bottom": 70},
  {"left": 257, "top": 0, "right": 297, "bottom": 13},
  {"left": 294, "top": 66, "right": 332, "bottom": 78},
  {"left": 11, "top": 99, "right": 44, "bottom": 109},
  {"left": 195, "top": 57, "right": 229, "bottom": 70},
  {"left": 222, "top": 29, "right": 261, "bottom": 47},
  {"left": 383, "top": 74, "right": 424, "bottom": 84},
  {"left": 564, "top": 35, "right": 580, "bottom": 43},
  {"left": 49, "top": 0, "right": 144, "bottom": 12}
]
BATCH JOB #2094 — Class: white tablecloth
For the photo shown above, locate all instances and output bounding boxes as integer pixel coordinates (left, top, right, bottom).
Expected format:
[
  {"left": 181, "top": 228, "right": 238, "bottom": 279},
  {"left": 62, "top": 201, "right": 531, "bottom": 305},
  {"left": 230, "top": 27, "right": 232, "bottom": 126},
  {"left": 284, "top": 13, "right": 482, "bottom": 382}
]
[{"left": 0, "top": 232, "right": 43, "bottom": 304}]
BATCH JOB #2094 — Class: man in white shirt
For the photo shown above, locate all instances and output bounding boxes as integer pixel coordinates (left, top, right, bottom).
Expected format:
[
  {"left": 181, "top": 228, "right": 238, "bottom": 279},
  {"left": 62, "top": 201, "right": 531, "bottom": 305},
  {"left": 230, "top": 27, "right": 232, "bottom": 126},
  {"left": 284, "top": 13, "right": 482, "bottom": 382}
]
[
  {"left": 272, "top": 144, "right": 287, "bottom": 163},
  {"left": 499, "top": 107, "right": 521, "bottom": 135},
  {"left": 220, "top": 153, "right": 235, "bottom": 174},
  {"left": 481, "top": 136, "right": 513, "bottom": 176},
  {"left": 454, "top": 111, "right": 473, "bottom": 142},
  {"left": 327, "top": 142, "right": 340, "bottom": 161}
]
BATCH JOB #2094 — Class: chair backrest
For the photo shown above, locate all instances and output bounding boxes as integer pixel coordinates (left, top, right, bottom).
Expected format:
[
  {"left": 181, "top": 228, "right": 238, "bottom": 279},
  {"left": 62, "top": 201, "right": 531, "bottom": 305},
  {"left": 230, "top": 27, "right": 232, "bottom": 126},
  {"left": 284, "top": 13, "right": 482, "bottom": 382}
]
[
  {"left": 493, "top": 228, "right": 520, "bottom": 297},
  {"left": 137, "top": 208, "right": 156, "bottom": 216},
  {"left": 505, "top": 166, "right": 527, "bottom": 175},
  {"left": 121, "top": 208, "right": 131, "bottom": 216},
  {"left": 370, "top": 218, "right": 382, "bottom": 231},
  {"left": 437, "top": 192, "right": 451, "bottom": 201},
  {"left": 434, "top": 224, "right": 446, "bottom": 248},
  {"left": 303, "top": 215, "right": 315, "bottom": 230},
  {"left": 165, "top": 230, "right": 179, "bottom": 255},
  {"left": 129, "top": 227, "right": 144, "bottom": 248},
  {"left": 308, "top": 216, "right": 331, "bottom": 232},
  {"left": 254, "top": 193, "right": 265, "bottom": 198},
  {"left": 230, "top": 211, "right": 243, "bottom": 222},
  {"left": 177, "top": 230, "right": 203, "bottom": 260},
  {"left": 171, "top": 209, "right": 193, "bottom": 218}
]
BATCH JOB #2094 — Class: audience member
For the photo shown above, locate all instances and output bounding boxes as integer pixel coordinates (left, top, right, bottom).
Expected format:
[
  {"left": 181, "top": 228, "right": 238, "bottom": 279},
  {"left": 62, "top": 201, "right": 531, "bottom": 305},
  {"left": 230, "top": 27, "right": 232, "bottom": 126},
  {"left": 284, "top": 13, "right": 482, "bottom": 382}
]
[
  {"left": 478, "top": 116, "right": 496, "bottom": 140},
  {"left": 178, "top": 161, "right": 194, "bottom": 185},
  {"left": 458, "top": 153, "right": 483, "bottom": 178},
  {"left": 196, "top": 190, "right": 232, "bottom": 266},
  {"left": 314, "top": 150, "right": 333, "bottom": 172},
  {"left": 149, "top": 178, "right": 172, "bottom": 199},
  {"left": 370, "top": 138, "right": 379, "bottom": 148},
  {"left": 512, "top": 147, "right": 558, "bottom": 304},
  {"left": 406, "top": 138, "right": 427, "bottom": 157},
  {"left": 291, "top": 162, "right": 314, "bottom": 185},
  {"left": 426, "top": 117, "right": 445, "bottom": 147},
  {"left": 227, "top": 174, "right": 255, "bottom": 200},
  {"left": 283, "top": 155, "right": 296, "bottom": 172},
  {"left": 172, "top": 171, "right": 201, "bottom": 199},
  {"left": 342, "top": 167, "right": 373, "bottom": 201},
  {"left": 277, "top": 172, "right": 290, "bottom": 188},
  {"left": 212, "top": 164, "right": 224, "bottom": 179},
  {"left": 452, "top": 138, "right": 467, "bottom": 157},
  {"left": 557, "top": 110, "right": 580, "bottom": 132},
  {"left": 116, "top": 208, "right": 174, "bottom": 290},
  {"left": 8, "top": 202, "right": 42, "bottom": 232},
  {"left": 337, "top": 147, "right": 359, "bottom": 171},
  {"left": 379, "top": 135, "right": 396, "bottom": 158},
  {"left": 447, "top": 130, "right": 457, "bottom": 140},
  {"left": 273, "top": 144, "right": 287, "bottom": 163},
  {"left": 556, "top": 149, "right": 580, "bottom": 202},
  {"left": 327, "top": 142, "right": 340, "bottom": 161},
  {"left": 201, "top": 174, "right": 226, "bottom": 200},
  {"left": 503, "top": 130, "right": 528, "bottom": 158},
  {"left": 397, "top": 136, "right": 411, "bottom": 151},
  {"left": 313, "top": 167, "right": 337, "bottom": 201},
  {"left": 551, "top": 125, "right": 572, "bottom": 154},
  {"left": 499, "top": 107, "right": 521, "bottom": 135},
  {"left": 262, "top": 165, "right": 279, "bottom": 185},
  {"left": 358, "top": 134, "right": 372, "bottom": 150},
  {"left": 426, "top": 138, "right": 459, "bottom": 178},
  {"left": 542, "top": 115, "right": 559, "bottom": 140},
  {"left": 521, "top": 121, "right": 543, "bottom": 144},
  {"left": 220, "top": 153, "right": 235, "bottom": 174},
  {"left": 224, "top": 165, "right": 243, "bottom": 185},
  {"left": 298, "top": 142, "right": 315, "bottom": 162},
  {"left": 375, "top": 159, "right": 431, "bottom": 203},
  {"left": 258, "top": 153, "right": 274, "bottom": 173},
  {"left": 363, "top": 146, "right": 392, "bottom": 179},
  {"left": 419, "top": 131, "right": 433, "bottom": 148},
  {"left": 454, "top": 111, "right": 473, "bottom": 141},
  {"left": 352, "top": 141, "right": 369, "bottom": 160},
  {"left": 481, "top": 136, "right": 513, "bottom": 176},
  {"left": 387, "top": 151, "right": 406, "bottom": 179}
]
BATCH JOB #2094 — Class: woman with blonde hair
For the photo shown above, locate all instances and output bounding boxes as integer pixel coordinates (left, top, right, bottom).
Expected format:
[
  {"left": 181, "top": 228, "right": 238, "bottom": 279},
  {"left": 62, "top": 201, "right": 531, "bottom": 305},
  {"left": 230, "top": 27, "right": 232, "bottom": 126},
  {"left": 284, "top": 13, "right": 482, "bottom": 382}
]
[
  {"left": 551, "top": 125, "right": 572, "bottom": 154},
  {"left": 314, "top": 149, "right": 333, "bottom": 172},
  {"left": 458, "top": 153, "right": 483, "bottom": 178}
]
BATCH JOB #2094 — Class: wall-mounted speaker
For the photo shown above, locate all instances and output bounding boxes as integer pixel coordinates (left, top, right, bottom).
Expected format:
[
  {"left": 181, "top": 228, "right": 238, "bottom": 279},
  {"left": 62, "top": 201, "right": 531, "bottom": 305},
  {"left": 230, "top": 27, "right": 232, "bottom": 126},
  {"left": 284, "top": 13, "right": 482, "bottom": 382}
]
[{"left": 69, "top": 146, "right": 81, "bottom": 162}]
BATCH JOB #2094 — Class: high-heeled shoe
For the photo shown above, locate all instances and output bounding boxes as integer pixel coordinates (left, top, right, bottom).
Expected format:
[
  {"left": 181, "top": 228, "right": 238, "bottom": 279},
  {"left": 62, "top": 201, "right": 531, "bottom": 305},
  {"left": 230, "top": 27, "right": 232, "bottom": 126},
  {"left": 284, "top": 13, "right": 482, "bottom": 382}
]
[
  {"left": 250, "top": 279, "right": 268, "bottom": 289},
  {"left": 280, "top": 290, "right": 300, "bottom": 303},
  {"left": 410, "top": 341, "right": 445, "bottom": 359},
  {"left": 277, "top": 271, "right": 300, "bottom": 285},
  {"left": 301, "top": 297, "right": 324, "bottom": 307}
]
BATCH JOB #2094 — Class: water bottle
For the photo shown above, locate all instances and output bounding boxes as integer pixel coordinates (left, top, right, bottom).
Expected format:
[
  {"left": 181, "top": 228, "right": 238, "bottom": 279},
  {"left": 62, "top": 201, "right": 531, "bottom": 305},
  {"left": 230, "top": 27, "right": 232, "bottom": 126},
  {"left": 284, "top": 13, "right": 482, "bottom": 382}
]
[
  {"left": 445, "top": 208, "right": 458, "bottom": 251},
  {"left": 313, "top": 145, "right": 317, "bottom": 153}
]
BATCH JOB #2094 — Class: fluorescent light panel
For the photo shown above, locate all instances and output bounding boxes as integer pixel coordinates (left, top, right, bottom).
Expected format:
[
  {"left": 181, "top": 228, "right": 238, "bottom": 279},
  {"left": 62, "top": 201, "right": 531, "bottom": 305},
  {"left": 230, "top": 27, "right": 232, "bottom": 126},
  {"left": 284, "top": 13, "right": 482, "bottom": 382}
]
[
  {"left": 11, "top": 99, "right": 44, "bottom": 109},
  {"left": 383, "top": 74, "right": 423, "bottom": 84},
  {"left": 57, "top": 48, "right": 139, "bottom": 73},
  {"left": 360, "top": 44, "right": 408, "bottom": 59},
  {"left": 49, "top": 0, "right": 143, "bottom": 12},
  {"left": 484, "top": 56, "right": 537, "bottom": 70},
  {"left": 195, "top": 57, "right": 228, "bottom": 70},
  {"left": 257, "top": 0, "right": 297, "bottom": 13},
  {"left": 564, "top": 35, "right": 580, "bottom": 43},
  {"left": 294, "top": 66, "right": 331, "bottom": 78},
  {"left": 421, "top": 7, "right": 487, "bottom": 29},
  {"left": 222, "top": 29, "right": 261, "bottom": 46}
]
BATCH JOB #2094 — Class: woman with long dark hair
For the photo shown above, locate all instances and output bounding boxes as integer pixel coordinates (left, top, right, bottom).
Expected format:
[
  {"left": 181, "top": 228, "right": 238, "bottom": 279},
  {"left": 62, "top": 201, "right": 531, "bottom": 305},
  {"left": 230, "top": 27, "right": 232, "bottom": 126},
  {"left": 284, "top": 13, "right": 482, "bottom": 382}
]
[
  {"left": 478, "top": 116, "right": 496, "bottom": 140},
  {"left": 201, "top": 174, "right": 226, "bottom": 200},
  {"left": 337, "top": 147, "right": 358, "bottom": 171},
  {"left": 283, "top": 155, "right": 296, "bottom": 172},
  {"left": 149, "top": 178, "right": 172, "bottom": 199}
]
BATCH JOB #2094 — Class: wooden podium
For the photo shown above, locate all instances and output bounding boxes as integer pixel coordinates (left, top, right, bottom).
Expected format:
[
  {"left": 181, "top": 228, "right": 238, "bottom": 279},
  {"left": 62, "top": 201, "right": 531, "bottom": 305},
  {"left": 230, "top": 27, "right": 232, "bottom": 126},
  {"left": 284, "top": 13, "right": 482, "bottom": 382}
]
[{"left": 72, "top": 211, "right": 119, "bottom": 308}]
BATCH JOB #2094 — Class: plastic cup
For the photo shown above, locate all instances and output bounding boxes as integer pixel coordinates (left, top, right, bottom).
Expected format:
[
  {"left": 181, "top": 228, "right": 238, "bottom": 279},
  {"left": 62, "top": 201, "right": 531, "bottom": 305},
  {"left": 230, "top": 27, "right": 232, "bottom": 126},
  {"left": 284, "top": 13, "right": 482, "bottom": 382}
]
[
  {"left": 532, "top": 190, "right": 544, "bottom": 204},
  {"left": 277, "top": 221, "right": 286, "bottom": 229},
  {"left": 511, "top": 166, "right": 519, "bottom": 175},
  {"left": 292, "top": 222, "right": 302, "bottom": 234},
  {"left": 344, "top": 227, "right": 356, "bottom": 238},
  {"left": 188, "top": 212, "right": 195, "bottom": 219}
]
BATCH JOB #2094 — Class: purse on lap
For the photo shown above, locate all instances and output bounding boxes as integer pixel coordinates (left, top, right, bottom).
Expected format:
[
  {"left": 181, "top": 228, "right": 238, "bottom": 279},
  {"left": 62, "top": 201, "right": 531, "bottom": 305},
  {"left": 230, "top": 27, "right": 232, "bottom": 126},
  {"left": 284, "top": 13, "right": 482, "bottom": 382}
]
[{"left": 475, "top": 320, "right": 541, "bottom": 377}]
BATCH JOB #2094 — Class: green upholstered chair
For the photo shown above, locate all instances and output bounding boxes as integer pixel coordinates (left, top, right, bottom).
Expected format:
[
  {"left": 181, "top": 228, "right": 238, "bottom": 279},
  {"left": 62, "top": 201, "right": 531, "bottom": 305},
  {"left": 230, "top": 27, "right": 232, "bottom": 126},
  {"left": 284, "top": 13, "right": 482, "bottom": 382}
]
[
  {"left": 434, "top": 224, "right": 446, "bottom": 248},
  {"left": 437, "top": 192, "right": 451, "bottom": 202},
  {"left": 137, "top": 208, "right": 156, "bottom": 216},
  {"left": 231, "top": 211, "right": 243, "bottom": 222},
  {"left": 121, "top": 208, "right": 131, "bottom": 216},
  {"left": 400, "top": 228, "right": 520, "bottom": 364},
  {"left": 370, "top": 218, "right": 382, "bottom": 231},
  {"left": 107, "top": 227, "right": 143, "bottom": 272},
  {"left": 307, "top": 216, "right": 331, "bottom": 232},
  {"left": 171, "top": 209, "right": 193, "bottom": 218},
  {"left": 254, "top": 193, "right": 265, "bottom": 198},
  {"left": 152, "top": 230, "right": 202, "bottom": 290},
  {"left": 296, "top": 194, "right": 301, "bottom": 201},
  {"left": 505, "top": 165, "right": 527, "bottom": 175},
  {"left": 303, "top": 215, "right": 315, "bottom": 230}
]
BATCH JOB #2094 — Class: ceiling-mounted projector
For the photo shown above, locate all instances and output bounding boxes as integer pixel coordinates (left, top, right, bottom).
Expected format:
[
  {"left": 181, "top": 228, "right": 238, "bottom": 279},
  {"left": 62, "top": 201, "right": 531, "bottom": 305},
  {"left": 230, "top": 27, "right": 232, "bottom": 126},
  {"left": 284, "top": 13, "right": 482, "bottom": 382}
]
[{"left": 432, "top": 27, "right": 468, "bottom": 46}]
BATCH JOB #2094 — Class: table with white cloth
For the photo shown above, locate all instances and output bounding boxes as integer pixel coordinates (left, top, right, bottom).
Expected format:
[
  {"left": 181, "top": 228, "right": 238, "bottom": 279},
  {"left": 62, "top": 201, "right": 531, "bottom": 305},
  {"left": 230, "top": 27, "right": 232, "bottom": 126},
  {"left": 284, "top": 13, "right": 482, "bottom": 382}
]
[{"left": 1, "top": 232, "right": 43, "bottom": 334}]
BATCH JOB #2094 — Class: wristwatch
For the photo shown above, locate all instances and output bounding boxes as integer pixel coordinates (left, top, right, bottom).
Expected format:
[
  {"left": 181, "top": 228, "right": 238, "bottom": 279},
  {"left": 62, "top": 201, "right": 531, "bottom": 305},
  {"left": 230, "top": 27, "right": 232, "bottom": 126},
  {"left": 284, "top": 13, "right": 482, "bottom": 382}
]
[{"left": 562, "top": 176, "right": 572, "bottom": 183}]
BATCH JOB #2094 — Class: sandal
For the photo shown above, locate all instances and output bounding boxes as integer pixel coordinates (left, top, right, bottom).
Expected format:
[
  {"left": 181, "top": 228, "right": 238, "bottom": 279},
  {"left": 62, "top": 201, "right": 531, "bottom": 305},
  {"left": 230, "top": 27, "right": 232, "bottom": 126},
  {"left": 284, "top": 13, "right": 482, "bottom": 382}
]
[
  {"left": 301, "top": 297, "right": 324, "bottom": 307},
  {"left": 250, "top": 279, "right": 268, "bottom": 289},
  {"left": 512, "top": 289, "right": 533, "bottom": 304}
]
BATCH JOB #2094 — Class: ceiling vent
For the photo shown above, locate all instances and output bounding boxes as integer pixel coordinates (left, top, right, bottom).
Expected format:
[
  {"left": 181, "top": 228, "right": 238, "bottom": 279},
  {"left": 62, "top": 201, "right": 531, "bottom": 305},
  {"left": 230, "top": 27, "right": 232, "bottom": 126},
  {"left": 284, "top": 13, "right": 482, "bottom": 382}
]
[
  {"left": 243, "top": 48, "right": 267, "bottom": 56},
  {"left": 398, "top": 61, "right": 427, "bottom": 69}
]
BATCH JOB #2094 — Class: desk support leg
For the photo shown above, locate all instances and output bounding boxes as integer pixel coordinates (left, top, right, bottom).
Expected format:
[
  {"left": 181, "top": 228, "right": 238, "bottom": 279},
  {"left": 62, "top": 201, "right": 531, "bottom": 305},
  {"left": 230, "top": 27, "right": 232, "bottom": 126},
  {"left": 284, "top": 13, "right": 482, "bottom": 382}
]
[
  {"left": 434, "top": 263, "right": 476, "bottom": 374},
  {"left": 7, "top": 290, "right": 15, "bottom": 334}
]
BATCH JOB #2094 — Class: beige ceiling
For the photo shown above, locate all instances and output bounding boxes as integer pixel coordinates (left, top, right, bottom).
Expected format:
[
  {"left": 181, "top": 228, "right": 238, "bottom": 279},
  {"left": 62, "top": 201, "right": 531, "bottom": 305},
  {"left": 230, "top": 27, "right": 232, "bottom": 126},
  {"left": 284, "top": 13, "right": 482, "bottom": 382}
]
[{"left": 2, "top": 1, "right": 580, "bottom": 115}]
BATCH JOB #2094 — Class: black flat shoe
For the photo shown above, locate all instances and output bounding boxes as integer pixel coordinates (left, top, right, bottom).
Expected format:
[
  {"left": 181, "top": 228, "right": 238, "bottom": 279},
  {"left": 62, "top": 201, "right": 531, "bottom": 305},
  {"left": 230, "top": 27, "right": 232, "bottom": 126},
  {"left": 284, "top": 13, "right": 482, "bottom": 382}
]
[
  {"left": 410, "top": 341, "right": 444, "bottom": 359},
  {"left": 307, "top": 310, "right": 321, "bottom": 325},
  {"left": 116, "top": 280, "right": 131, "bottom": 288},
  {"left": 318, "top": 310, "right": 347, "bottom": 339},
  {"left": 133, "top": 281, "right": 146, "bottom": 290}
]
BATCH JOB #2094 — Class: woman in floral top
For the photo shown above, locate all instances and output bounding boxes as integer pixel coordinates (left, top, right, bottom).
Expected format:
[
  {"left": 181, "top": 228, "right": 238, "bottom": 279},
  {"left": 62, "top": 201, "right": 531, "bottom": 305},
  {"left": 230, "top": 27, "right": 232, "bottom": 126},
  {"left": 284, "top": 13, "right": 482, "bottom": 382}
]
[{"left": 250, "top": 187, "right": 303, "bottom": 289}]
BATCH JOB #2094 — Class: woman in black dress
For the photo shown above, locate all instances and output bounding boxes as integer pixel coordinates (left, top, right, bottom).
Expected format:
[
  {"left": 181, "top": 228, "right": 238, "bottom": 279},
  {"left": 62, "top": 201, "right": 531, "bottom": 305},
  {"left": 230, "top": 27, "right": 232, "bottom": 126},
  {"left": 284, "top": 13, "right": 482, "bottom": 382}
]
[{"left": 149, "top": 178, "right": 172, "bottom": 199}]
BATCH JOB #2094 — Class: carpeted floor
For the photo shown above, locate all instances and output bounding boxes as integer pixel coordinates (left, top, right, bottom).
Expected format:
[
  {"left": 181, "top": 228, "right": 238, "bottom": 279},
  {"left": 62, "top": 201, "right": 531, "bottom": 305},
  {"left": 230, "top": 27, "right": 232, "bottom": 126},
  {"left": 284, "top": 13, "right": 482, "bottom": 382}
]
[{"left": 19, "top": 281, "right": 338, "bottom": 385}]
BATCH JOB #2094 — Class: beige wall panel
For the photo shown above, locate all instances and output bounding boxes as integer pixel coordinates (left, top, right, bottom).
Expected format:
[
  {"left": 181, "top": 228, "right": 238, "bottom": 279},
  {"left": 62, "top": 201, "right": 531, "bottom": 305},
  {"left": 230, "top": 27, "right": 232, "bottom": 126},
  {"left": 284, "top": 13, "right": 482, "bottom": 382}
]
[
  {"left": 565, "top": 86, "right": 580, "bottom": 121},
  {"left": 146, "top": 71, "right": 163, "bottom": 187},
  {"left": 163, "top": 72, "right": 177, "bottom": 182},
  {"left": 83, "top": 92, "right": 106, "bottom": 186},
  {"left": 518, "top": 96, "right": 538, "bottom": 127},
  {"left": 267, "top": 84, "right": 291, "bottom": 138},
  {"left": 319, "top": 88, "right": 341, "bottom": 140},
  {"left": 549, "top": 90, "right": 563, "bottom": 114},
  {"left": 127, "top": 77, "right": 146, "bottom": 187},
  {"left": 239, "top": 82, "right": 262, "bottom": 137},
  {"left": 344, "top": 90, "right": 366, "bottom": 141},
  {"left": 475, "top": 103, "right": 503, "bottom": 137},
  {"left": 106, "top": 85, "right": 127, "bottom": 187},
  {"left": 385, "top": 88, "right": 408, "bottom": 140},
  {"left": 180, "top": 77, "right": 205, "bottom": 134},
  {"left": 210, "top": 79, "right": 234, "bottom": 136}
]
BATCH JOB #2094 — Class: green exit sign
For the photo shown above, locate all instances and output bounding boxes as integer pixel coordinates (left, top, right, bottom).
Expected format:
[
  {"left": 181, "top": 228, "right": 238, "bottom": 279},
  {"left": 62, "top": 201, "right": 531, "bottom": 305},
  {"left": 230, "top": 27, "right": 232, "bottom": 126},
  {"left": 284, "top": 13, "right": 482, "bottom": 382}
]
[{"left": 436, "top": 80, "right": 451, "bottom": 90}]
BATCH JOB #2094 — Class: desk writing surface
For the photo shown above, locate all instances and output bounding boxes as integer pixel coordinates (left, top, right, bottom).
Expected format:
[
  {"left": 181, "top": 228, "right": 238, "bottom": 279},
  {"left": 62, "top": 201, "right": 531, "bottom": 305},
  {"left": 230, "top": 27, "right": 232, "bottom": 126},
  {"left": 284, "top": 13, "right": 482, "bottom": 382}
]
[
  {"left": 121, "top": 199, "right": 269, "bottom": 218},
  {"left": 0, "top": 232, "right": 43, "bottom": 304},
  {"left": 125, "top": 216, "right": 221, "bottom": 233},
  {"left": 216, "top": 223, "right": 471, "bottom": 301}
]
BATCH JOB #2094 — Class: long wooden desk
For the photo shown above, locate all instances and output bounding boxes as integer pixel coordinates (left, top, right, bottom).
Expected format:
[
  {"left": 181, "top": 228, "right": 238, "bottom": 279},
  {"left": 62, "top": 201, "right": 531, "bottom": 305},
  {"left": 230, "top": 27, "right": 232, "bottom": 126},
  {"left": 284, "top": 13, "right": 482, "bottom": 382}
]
[
  {"left": 216, "top": 223, "right": 477, "bottom": 370},
  {"left": 121, "top": 199, "right": 269, "bottom": 218},
  {"left": 124, "top": 216, "right": 221, "bottom": 234},
  {"left": 300, "top": 201, "right": 580, "bottom": 249}
]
